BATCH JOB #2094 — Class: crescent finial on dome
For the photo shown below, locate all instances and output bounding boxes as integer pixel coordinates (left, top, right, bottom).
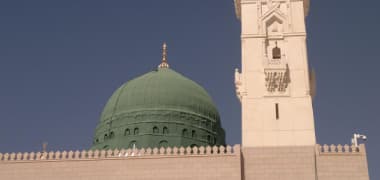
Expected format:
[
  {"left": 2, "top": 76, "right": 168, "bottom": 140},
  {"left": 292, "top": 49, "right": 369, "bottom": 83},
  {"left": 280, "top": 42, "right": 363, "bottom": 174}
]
[{"left": 159, "top": 42, "right": 170, "bottom": 69}]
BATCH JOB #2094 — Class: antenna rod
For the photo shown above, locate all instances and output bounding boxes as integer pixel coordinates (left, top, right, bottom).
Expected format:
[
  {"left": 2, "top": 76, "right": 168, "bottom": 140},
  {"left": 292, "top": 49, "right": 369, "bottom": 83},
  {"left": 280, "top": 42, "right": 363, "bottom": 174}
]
[{"left": 42, "top": 142, "right": 48, "bottom": 153}]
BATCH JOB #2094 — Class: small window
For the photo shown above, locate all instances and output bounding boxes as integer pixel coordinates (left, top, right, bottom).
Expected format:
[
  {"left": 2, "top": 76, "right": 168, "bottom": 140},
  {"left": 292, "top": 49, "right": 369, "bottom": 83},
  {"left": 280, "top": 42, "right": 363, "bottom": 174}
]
[
  {"left": 129, "top": 141, "right": 137, "bottom": 149},
  {"left": 95, "top": 138, "right": 99, "bottom": 143},
  {"left": 159, "top": 140, "right": 168, "bottom": 148},
  {"left": 153, "top": 126, "right": 159, "bottom": 134},
  {"left": 124, "top": 128, "right": 130, "bottom": 136},
  {"left": 192, "top": 130, "right": 196, "bottom": 138},
  {"left": 182, "top": 129, "right": 188, "bottom": 137},
  {"left": 104, "top": 134, "right": 108, "bottom": 140},
  {"left": 134, "top": 128, "right": 139, "bottom": 135},
  {"left": 207, "top": 135, "right": 211, "bottom": 143},
  {"left": 275, "top": 103, "right": 280, "bottom": 120},
  {"left": 163, "top": 127, "right": 169, "bottom": 134},
  {"left": 110, "top": 131, "right": 115, "bottom": 138},
  {"left": 206, "top": 121, "right": 210, "bottom": 128},
  {"left": 272, "top": 42, "right": 281, "bottom": 59}
]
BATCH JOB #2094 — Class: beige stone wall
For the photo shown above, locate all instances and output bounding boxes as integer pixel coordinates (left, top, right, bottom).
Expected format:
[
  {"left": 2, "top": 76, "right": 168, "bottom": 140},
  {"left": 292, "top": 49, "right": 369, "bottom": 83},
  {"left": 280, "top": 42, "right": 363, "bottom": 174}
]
[
  {"left": 0, "top": 146, "right": 241, "bottom": 180},
  {"left": 242, "top": 146, "right": 317, "bottom": 180},
  {"left": 0, "top": 144, "right": 371, "bottom": 180},
  {"left": 316, "top": 144, "right": 370, "bottom": 180},
  {"left": 235, "top": 0, "right": 316, "bottom": 148}
]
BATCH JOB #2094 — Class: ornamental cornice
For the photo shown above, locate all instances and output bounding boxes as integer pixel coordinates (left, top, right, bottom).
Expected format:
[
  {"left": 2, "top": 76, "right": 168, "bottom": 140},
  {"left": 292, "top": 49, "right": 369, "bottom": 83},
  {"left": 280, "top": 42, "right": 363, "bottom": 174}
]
[
  {"left": 101, "top": 108, "right": 220, "bottom": 123},
  {"left": 0, "top": 145, "right": 241, "bottom": 163},
  {"left": 241, "top": 32, "right": 306, "bottom": 38},
  {"left": 234, "top": 0, "right": 310, "bottom": 19}
]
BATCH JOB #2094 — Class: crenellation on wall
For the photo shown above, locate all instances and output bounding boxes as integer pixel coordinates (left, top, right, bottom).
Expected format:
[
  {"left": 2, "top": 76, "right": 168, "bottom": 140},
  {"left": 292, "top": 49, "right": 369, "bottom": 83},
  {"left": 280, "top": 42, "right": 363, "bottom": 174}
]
[
  {"left": 0, "top": 144, "right": 370, "bottom": 180},
  {"left": 0, "top": 145, "right": 242, "bottom": 180},
  {"left": 316, "top": 144, "right": 369, "bottom": 180},
  {"left": 0, "top": 145, "right": 240, "bottom": 163},
  {"left": 316, "top": 144, "right": 366, "bottom": 155}
]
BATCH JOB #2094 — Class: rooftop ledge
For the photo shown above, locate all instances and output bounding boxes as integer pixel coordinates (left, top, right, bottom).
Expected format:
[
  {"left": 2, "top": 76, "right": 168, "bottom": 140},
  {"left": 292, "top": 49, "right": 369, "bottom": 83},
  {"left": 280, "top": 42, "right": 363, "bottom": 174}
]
[
  {"left": 0, "top": 145, "right": 241, "bottom": 162},
  {"left": 234, "top": 0, "right": 310, "bottom": 20},
  {"left": 0, "top": 144, "right": 366, "bottom": 163}
]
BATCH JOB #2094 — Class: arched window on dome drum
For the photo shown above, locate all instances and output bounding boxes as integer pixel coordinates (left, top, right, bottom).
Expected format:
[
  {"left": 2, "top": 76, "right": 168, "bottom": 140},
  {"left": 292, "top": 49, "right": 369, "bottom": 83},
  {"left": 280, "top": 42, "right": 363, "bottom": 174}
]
[
  {"left": 110, "top": 131, "right": 115, "bottom": 138},
  {"left": 192, "top": 130, "right": 196, "bottom": 138},
  {"left": 190, "top": 144, "right": 197, "bottom": 148},
  {"left": 182, "top": 129, "right": 188, "bottom": 137},
  {"left": 206, "top": 121, "right": 210, "bottom": 128},
  {"left": 134, "top": 128, "right": 139, "bottom": 135},
  {"left": 159, "top": 140, "right": 168, "bottom": 148},
  {"left": 201, "top": 121, "right": 206, "bottom": 127},
  {"left": 153, "top": 126, "right": 159, "bottom": 134},
  {"left": 128, "top": 141, "right": 137, "bottom": 149},
  {"left": 163, "top": 127, "right": 169, "bottom": 134},
  {"left": 207, "top": 135, "right": 211, "bottom": 143},
  {"left": 124, "top": 128, "right": 130, "bottom": 136},
  {"left": 104, "top": 134, "right": 108, "bottom": 140}
]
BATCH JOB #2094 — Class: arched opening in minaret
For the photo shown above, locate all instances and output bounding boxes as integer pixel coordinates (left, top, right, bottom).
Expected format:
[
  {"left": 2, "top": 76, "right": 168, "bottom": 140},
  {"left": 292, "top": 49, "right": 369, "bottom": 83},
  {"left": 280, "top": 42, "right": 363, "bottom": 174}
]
[{"left": 272, "top": 42, "right": 281, "bottom": 59}]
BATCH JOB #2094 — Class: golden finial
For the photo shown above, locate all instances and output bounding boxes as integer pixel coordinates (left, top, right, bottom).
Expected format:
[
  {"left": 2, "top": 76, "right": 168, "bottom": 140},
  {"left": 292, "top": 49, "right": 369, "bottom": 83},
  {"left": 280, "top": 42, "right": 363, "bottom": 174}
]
[{"left": 159, "top": 42, "right": 169, "bottom": 69}]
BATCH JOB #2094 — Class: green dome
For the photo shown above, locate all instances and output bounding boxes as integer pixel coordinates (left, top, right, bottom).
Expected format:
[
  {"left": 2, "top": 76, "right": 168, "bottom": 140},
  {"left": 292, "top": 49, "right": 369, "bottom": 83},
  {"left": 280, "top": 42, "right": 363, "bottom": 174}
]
[{"left": 91, "top": 67, "right": 225, "bottom": 150}]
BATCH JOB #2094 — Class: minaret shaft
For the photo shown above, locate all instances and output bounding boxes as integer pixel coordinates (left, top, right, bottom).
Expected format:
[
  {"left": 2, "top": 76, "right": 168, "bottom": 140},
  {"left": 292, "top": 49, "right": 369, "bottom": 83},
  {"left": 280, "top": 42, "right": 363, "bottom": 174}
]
[{"left": 235, "top": 0, "right": 316, "bottom": 147}]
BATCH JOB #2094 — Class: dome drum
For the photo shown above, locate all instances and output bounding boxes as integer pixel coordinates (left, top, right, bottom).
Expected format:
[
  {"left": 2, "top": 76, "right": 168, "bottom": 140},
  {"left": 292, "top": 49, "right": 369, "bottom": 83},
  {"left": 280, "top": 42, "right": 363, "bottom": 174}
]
[
  {"left": 92, "top": 68, "right": 225, "bottom": 150},
  {"left": 92, "top": 110, "right": 225, "bottom": 150}
]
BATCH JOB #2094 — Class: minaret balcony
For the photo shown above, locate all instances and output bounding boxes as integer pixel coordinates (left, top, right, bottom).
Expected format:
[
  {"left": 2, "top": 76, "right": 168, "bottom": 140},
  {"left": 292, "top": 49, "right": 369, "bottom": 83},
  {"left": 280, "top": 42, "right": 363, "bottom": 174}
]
[
  {"left": 264, "top": 56, "right": 287, "bottom": 68},
  {"left": 264, "top": 57, "right": 290, "bottom": 96}
]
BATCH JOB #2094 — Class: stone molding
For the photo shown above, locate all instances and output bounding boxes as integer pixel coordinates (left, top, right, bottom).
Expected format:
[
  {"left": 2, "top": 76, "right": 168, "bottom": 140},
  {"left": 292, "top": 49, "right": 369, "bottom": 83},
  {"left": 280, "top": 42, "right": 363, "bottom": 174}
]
[
  {"left": 234, "top": 0, "right": 310, "bottom": 20},
  {"left": 0, "top": 145, "right": 240, "bottom": 163}
]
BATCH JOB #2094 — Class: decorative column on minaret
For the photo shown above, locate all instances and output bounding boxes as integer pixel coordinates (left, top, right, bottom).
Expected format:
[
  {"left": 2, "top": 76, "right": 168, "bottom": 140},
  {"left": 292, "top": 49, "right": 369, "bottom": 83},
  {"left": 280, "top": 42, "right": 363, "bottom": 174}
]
[{"left": 234, "top": 0, "right": 316, "bottom": 147}]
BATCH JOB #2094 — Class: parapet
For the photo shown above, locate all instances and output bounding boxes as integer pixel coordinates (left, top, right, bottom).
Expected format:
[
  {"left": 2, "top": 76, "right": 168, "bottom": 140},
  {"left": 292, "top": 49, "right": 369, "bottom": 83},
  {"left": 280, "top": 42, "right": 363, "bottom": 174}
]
[
  {"left": 316, "top": 144, "right": 367, "bottom": 155},
  {"left": 0, "top": 145, "right": 240, "bottom": 162}
]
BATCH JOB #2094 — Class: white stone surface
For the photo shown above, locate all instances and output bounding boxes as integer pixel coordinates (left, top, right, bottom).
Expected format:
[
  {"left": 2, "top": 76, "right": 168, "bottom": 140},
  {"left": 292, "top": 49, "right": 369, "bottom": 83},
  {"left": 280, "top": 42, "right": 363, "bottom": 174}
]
[{"left": 235, "top": 0, "right": 316, "bottom": 147}]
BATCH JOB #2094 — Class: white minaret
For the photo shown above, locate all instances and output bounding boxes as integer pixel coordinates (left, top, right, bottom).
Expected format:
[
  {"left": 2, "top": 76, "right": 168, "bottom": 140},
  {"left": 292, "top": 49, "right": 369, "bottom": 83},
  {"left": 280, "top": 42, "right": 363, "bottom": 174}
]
[{"left": 234, "top": 0, "right": 316, "bottom": 147}]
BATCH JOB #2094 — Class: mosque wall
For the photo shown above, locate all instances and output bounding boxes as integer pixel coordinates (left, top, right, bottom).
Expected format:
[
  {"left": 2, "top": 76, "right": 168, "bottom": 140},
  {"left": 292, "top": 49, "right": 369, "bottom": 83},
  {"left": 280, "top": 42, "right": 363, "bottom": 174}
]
[
  {"left": 241, "top": 144, "right": 369, "bottom": 180},
  {"left": 316, "top": 144, "right": 370, "bottom": 180},
  {"left": 0, "top": 145, "right": 242, "bottom": 180},
  {"left": 242, "top": 146, "right": 317, "bottom": 180},
  {"left": 0, "top": 144, "right": 370, "bottom": 180}
]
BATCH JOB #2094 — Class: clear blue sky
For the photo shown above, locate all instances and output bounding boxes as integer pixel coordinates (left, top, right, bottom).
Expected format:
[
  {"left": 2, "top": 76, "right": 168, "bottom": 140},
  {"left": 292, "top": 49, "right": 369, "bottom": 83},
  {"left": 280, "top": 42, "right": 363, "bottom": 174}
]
[{"left": 0, "top": 0, "right": 378, "bottom": 178}]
